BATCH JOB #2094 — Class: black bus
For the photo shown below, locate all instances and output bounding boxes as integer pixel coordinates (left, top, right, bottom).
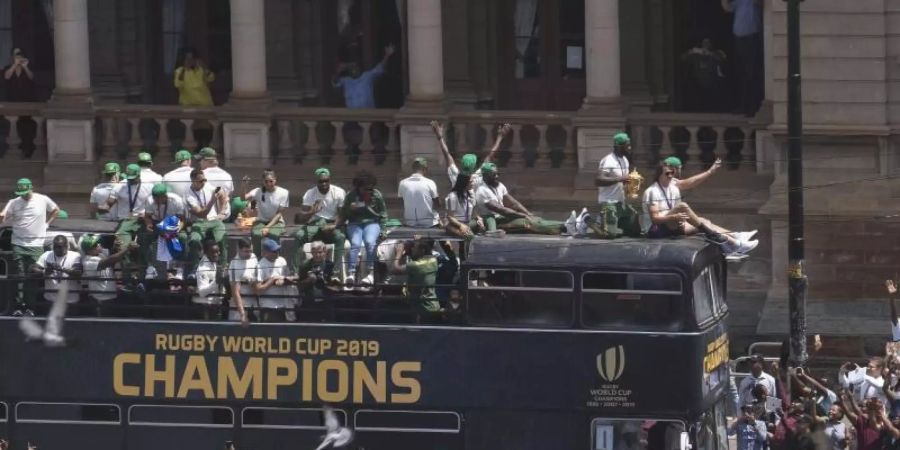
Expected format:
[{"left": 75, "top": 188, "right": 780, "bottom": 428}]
[{"left": 0, "top": 228, "right": 732, "bottom": 450}]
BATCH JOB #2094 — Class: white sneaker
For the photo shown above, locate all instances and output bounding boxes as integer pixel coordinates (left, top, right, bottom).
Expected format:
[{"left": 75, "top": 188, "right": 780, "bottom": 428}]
[
  {"left": 360, "top": 273, "right": 374, "bottom": 286},
  {"left": 735, "top": 230, "right": 758, "bottom": 242},
  {"left": 733, "top": 239, "right": 758, "bottom": 254},
  {"left": 343, "top": 274, "right": 355, "bottom": 291},
  {"left": 564, "top": 211, "right": 577, "bottom": 236},
  {"left": 43, "top": 332, "right": 66, "bottom": 347},
  {"left": 576, "top": 208, "right": 591, "bottom": 236}
]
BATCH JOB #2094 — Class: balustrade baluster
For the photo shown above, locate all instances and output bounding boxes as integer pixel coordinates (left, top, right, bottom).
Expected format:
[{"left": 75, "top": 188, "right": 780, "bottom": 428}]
[
  {"left": 453, "top": 123, "right": 465, "bottom": 155},
  {"left": 102, "top": 117, "right": 117, "bottom": 158},
  {"left": 303, "top": 121, "right": 321, "bottom": 163},
  {"left": 210, "top": 120, "right": 223, "bottom": 150},
  {"left": 715, "top": 127, "right": 726, "bottom": 156},
  {"left": 686, "top": 126, "right": 701, "bottom": 167},
  {"left": 33, "top": 116, "right": 46, "bottom": 160},
  {"left": 386, "top": 122, "right": 399, "bottom": 163},
  {"left": 742, "top": 127, "right": 755, "bottom": 171},
  {"left": 535, "top": 124, "right": 552, "bottom": 170},
  {"left": 182, "top": 119, "right": 197, "bottom": 150},
  {"left": 276, "top": 119, "right": 294, "bottom": 162},
  {"left": 359, "top": 121, "right": 374, "bottom": 164},
  {"left": 331, "top": 121, "right": 347, "bottom": 163},
  {"left": 480, "top": 124, "right": 492, "bottom": 153},
  {"left": 5, "top": 116, "right": 20, "bottom": 159},
  {"left": 562, "top": 124, "right": 577, "bottom": 169},
  {"left": 659, "top": 126, "right": 672, "bottom": 155},
  {"left": 508, "top": 124, "right": 525, "bottom": 169},
  {"left": 127, "top": 118, "right": 143, "bottom": 157},
  {"left": 156, "top": 119, "right": 172, "bottom": 157}
]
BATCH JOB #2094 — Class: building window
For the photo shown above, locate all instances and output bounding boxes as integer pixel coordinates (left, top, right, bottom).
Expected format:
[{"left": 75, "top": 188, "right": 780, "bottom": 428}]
[
  {"left": 513, "top": 0, "right": 539, "bottom": 79},
  {"left": 162, "top": 0, "right": 186, "bottom": 74},
  {"left": 0, "top": 0, "right": 12, "bottom": 61}
]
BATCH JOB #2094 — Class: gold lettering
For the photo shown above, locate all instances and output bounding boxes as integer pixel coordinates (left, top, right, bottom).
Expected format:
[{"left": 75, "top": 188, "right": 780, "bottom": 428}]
[
  {"left": 353, "top": 361, "right": 386, "bottom": 403},
  {"left": 113, "top": 353, "right": 141, "bottom": 396},
  {"left": 255, "top": 337, "right": 267, "bottom": 354},
  {"left": 155, "top": 334, "right": 167, "bottom": 351},
  {"left": 302, "top": 359, "right": 313, "bottom": 401},
  {"left": 295, "top": 338, "right": 307, "bottom": 355},
  {"left": 207, "top": 335, "right": 219, "bottom": 351},
  {"left": 217, "top": 357, "right": 263, "bottom": 400},
  {"left": 390, "top": 362, "right": 421, "bottom": 403},
  {"left": 279, "top": 338, "right": 291, "bottom": 353},
  {"left": 177, "top": 355, "right": 214, "bottom": 398},
  {"left": 144, "top": 354, "right": 176, "bottom": 398},
  {"left": 242, "top": 337, "right": 254, "bottom": 353},
  {"left": 223, "top": 336, "right": 242, "bottom": 353},
  {"left": 267, "top": 358, "right": 298, "bottom": 400},
  {"left": 317, "top": 360, "right": 349, "bottom": 403},
  {"left": 321, "top": 339, "right": 332, "bottom": 354}
]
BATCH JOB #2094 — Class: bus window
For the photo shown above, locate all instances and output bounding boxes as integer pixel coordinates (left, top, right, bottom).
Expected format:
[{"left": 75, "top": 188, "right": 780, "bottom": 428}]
[
  {"left": 693, "top": 268, "right": 715, "bottom": 326},
  {"left": 241, "top": 407, "right": 346, "bottom": 429},
  {"left": 581, "top": 272, "right": 683, "bottom": 331},
  {"left": 354, "top": 410, "right": 460, "bottom": 432},
  {"left": 0, "top": 402, "right": 6, "bottom": 422},
  {"left": 15, "top": 402, "right": 120, "bottom": 424},
  {"left": 591, "top": 419, "right": 685, "bottom": 450},
  {"left": 467, "top": 269, "right": 574, "bottom": 327},
  {"left": 128, "top": 405, "right": 233, "bottom": 427},
  {"left": 711, "top": 263, "right": 727, "bottom": 315}
]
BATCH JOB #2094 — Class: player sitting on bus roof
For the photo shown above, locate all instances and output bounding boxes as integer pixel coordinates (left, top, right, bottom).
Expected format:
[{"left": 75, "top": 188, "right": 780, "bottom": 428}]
[
  {"left": 444, "top": 170, "right": 484, "bottom": 241},
  {"left": 474, "top": 163, "right": 566, "bottom": 235},
  {"left": 145, "top": 184, "right": 187, "bottom": 278},
  {"left": 108, "top": 164, "right": 153, "bottom": 279},
  {"left": 185, "top": 168, "right": 230, "bottom": 275},
  {"left": 398, "top": 157, "right": 441, "bottom": 229},
  {"left": 243, "top": 169, "right": 289, "bottom": 257},
  {"left": 297, "top": 241, "right": 340, "bottom": 304},
  {"left": 642, "top": 156, "right": 758, "bottom": 256},
  {"left": 81, "top": 235, "right": 136, "bottom": 316},
  {"left": 293, "top": 167, "right": 347, "bottom": 280},
  {"left": 432, "top": 120, "right": 512, "bottom": 190},
  {"left": 335, "top": 170, "right": 388, "bottom": 289},
  {"left": 391, "top": 238, "right": 442, "bottom": 321},
  {"left": 191, "top": 239, "right": 223, "bottom": 320},
  {"left": 32, "top": 235, "right": 82, "bottom": 316},
  {"left": 255, "top": 238, "right": 298, "bottom": 323},
  {"left": 90, "top": 162, "right": 121, "bottom": 221}
]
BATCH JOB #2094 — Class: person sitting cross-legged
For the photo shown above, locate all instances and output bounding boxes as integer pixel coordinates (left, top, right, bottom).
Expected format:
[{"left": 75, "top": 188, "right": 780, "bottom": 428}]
[
  {"left": 642, "top": 156, "right": 758, "bottom": 256},
  {"left": 292, "top": 168, "right": 347, "bottom": 279},
  {"left": 474, "top": 163, "right": 565, "bottom": 235}
]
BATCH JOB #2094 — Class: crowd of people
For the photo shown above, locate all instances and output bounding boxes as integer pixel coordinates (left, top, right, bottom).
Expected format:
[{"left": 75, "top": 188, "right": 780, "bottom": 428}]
[{"left": 0, "top": 123, "right": 760, "bottom": 344}]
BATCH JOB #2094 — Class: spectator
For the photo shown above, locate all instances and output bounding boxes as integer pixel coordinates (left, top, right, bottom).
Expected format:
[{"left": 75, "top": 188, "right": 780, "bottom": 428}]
[
  {"left": 792, "top": 414, "right": 821, "bottom": 450},
  {"left": 297, "top": 241, "right": 337, "bottom": 303},
  {"left": 796, "top": 367, "right": 838, "bottom": 415},
  {"left": 1, "top": 178, "right": 60, "bottom": 317},
  {"left": 293, "top": 168, "right": 346, "bottom": 277},
  {"left": 739, "top": 355, "right": 778, "bottom": 406},
  {"left": 81, "top": 235, "right": 135, "bottom": 316},
  {"left": 432, "top": 121, "right": 513, "bottom": 189},
  {"left": 333, "top": 44, "right": 395, "bottom": 108},
  {"left": 136, "top": 152, "right": 163, "bottom": 185},
  {"left": 163, "top": 150, "right": 195, "bottom": 199},
  {"left": 3, "top": 48, "right": 37, "bottom": 154},
  {"left": 90, "top": 162, "right": 121, "bottom": 221},
  {"left": 197, "top": 147, "right": 234, "bottom": 195},
  {"left": 174, "top": 47, "right": 215, "bottom": 106},
  {"left": 335, "top": 171, "right": 387, "bottom": 288},
  {"left": 184, "top": 168, "right": 229, "bottom": 272},
  {"left": 109, "top": 164, "right": 153, "bottom": 275},
  {"left": 444, "top": 171, "right": 484, "bottom": 240},
  {"left": 841, "top": 394, "right": 900, "bottom": 450},
  {"left": 474, "top": 163, "right": 565, "bottom": 234},
  {"left": 721, "top": 0, "right": 763, "bottom": 117},
  {"left": 642, "top": 156, "right": 757, "bottom": 255},
  {"left": 391, "top": 239, "right": 441, "bottom": 318},
  {"left": 398, "top": 158, "right": 440, "bottom": 228},
  {"left": 255, "top": 238, "right": 297, "bottom": 322},
  {"left": 595, "top": 132, "right": 641, "bottom": 238},
  {"left": 680, "top": 38, "right": 728, "bottom": 112},
  {"left": 819, "top": 404, "right": 848, "bottom": 450},
  {"left": 729, "top": 404, "right": 769, "bottom": 450},
  {"left": 840, "top": 357, "right": 889, "bottom": 405},
  {"left": 192, "top": 239, "right": 223, "bottom": 320},
  {"left": 244, "top": 169, "right": 289, "bottom": 257},
  {"left": 30, "top": 235, "right": 81, "bottom": 346},
  {"left": 228, "top": 238, "right": 257, "bottom": 326}
]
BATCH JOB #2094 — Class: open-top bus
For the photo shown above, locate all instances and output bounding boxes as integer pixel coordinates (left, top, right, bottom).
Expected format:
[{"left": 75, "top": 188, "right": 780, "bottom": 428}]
[{"left": 0, "top": 224, "right": 732, "bottom": 450}]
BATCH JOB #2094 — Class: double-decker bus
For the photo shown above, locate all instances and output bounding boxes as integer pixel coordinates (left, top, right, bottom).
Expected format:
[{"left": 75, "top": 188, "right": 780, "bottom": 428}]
[{"left": 0, "top": 226, "right": 731, "bottom": 450}]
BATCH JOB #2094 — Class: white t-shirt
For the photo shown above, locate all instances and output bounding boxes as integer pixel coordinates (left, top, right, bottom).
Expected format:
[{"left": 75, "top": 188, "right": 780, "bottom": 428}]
[
  {"left": 447, "top": 164, "right": 484, "bottom": 190},
  {"left": 398, "top": 173, "right": 440, "bottom": 227},
  {"left": 1, "top": 193, "right": 58, "bottom": 247},
  {"left": 445, "top": 192, "right": 476, "bottom": 223},
  {"left": 737, "top": 372, "right": 777, "bottom": 407},
  {"left": 36, "top": 250, "right": 82, "bottom": 304},
  {"left": 257, "top": 256, "right": 297, "bottom": 309},
  {"left": 248, "top": 186, "right": 289, "bottom": 223},
  {"left": 111, "top": 182, "right": 153, "bottom": 220},
  {"left": 185, "top": 184, "right": 229, "bottom": 221},
  {"left": 82, "top": 254, "right": 116, "bottom": 301},
  {"left": 229, "top": 255, "right": 259, "bottom": 320},
  {"left": 597, "top": 152, "right": 629, "bottom": 204},
  {"left": 824, "top": 421, "right": 846, "bottom": 450},
  {"left": 193, "top": 256, "right": 220, "bottom": 305},
  {"left": 146, "top": 193, "right": 187, "bottom": 222},
  {"left": 90, "top": 182, "right": 120, "bottom": 221},
  {"left": 474, "top": 182, "right": 509, "bottom": 216},
  {"left": 302, "top": 185, "right": 346, "bottom": 221},
  {"left": 140, "top": 168, "right": 163, "bottom": 185},
  {"left": 163, "top": 166, "right": 194, "bottom": 199},
  {"left": 641, "top": 180, "right": 682, "bottom": 234},
  {"left": 203, "top": 166, "right": 234, "bottom": 195}
]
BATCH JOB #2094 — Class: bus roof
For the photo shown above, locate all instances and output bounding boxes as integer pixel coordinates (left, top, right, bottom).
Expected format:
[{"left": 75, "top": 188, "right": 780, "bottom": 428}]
[{"left": 465, "top": 235, "right": 719, "bottom": 274}]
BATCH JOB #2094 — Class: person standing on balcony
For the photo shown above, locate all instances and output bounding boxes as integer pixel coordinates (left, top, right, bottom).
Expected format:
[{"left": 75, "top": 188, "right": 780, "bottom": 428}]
[
  {"left": 136, "top": 152, "right": 163, "bottom": 185},
  {"left": 293, "top": 168, "right": 346, "bottom": 278},
  {"left": 243, "top": 169, "right": 289, "bottom": 257},
  {"left": 722, "top": 0, "right": 763, "bottom": 117},
  {"left": 90, "top": 162, "right": 121, "bottom": 221},
  {"left": 174, "top": 48, "right": 215, "bottom": 147},
  {"left": 1, "top": 178, "right": 60, "bottom": 317},
  {"left": 108, "top": 164, "right": 153, "bottom": 277},
  {"left": 474, "top": 163, "right": 565, "bottom": 235},
  {"left": 333, "top": 44, "right": 395, "bottom": 109},
  {"left": 163, "top": 150, "right": 195, "bottom": 199},
  {"left": 196, "top": 147, "right": 234, "bottom": 195},
  {"left": 432, "top": 121, "right": 513, "bottom": 189},
  {"left": 3, "top": 48, "right": 37, "bottom": 155},
  {"left": 398, "top": 158, "right": 440, "bottom": 228},
  {"left": 184, "top": 168, "right": 230, "bottom": 274},
  {"left": 335, "top": 171, "right": 387, "bottom": 288},
  {"left": 594, "top": 133, "right": 641, "bottom": 238}
]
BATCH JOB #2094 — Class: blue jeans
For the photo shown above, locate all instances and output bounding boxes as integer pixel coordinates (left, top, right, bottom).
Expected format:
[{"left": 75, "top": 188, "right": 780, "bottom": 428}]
[{"left": 347, "top": 223, "right": 380, "bottom": 275}]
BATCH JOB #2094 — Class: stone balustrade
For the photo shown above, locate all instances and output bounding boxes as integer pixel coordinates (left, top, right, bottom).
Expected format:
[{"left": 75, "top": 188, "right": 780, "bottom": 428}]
[
  {"left": 94, "top": 104, "right": 219, "bottom": 161},
  {"left": 0, "top": 102, "right": 47, "bottom": 161},
  {"left": 628, "top": 112, "right": 764, "bottom": 172}
]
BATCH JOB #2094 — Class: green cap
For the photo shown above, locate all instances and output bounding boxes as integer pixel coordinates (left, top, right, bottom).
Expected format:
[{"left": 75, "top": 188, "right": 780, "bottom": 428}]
[
  {"left": 314, "top": 167, "right": 331, "bottom": 178},
  {"left": 151, "top": 183, "right": 168, "bottom": 197},
  {"left": 102, "top": 161, "right": 120, "bottom": 175},
  {"left": 460, "top": 154, "right": 478, "bottom": 176},
  {"left": 481, "top": 162, "right": 497, "bottom": 173},
  {"left": 231, "top": 197, "right": 248, "bottom": 213},
  {"left": 413, "top": 157, "right": 428, "bottom": 168},
  {"left": 174, "top": 150, "right": 192, "bottom": 163},
  {"left": 124, "top": 164, "right": 141, "bottom": 180},
  {"left": 137, "top": 152, "right": 153, "bottom": 165},
  {"left": 57, "top": 210, "right": 68, "bottom": 219},
  {"left": 613, "top": 133, "right": 631, "bottom": 146},
  {"left": 663, "top": 156, "right": 683, "bottom": 168},
  {"left": 80, "top": 233, "right": 100, "bottom": 252},
  {"left": 14, "top": 178, "right": 32, "bottom": 196},
  {"left": 195, "top": 147, "right": 217, "bottom": 160}
]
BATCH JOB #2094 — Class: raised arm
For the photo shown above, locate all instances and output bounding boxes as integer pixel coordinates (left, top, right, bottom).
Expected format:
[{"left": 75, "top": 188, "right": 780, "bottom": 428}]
[
  {"left": 97, "top": 241, "right": 137, "bottom": 271},
  {"left": 483, "top": 123, "right": 513, "bottom": 165},
  {"left": 431, "top": 121, "right": 455, "bottom": 168},
  {"left": 888, "top": 280, "right": 899, "bottom": 326},
  {"left": 839, "top": 391, "right": 860, "bottom": 424},
  {"left": 675, "top": 158, "right": 722, "bottom": 191},
  {"left": 390, "top": 243, "right": 408, "bottom": 275}
]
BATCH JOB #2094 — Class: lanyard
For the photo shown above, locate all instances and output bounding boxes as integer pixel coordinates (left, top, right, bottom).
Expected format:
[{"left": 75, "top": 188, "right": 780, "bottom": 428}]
[
  {"left": 51, "top": 254, "right": 67, "bottom": 280},
  {"left": 615, "top": 155, "right": 627, "bottom": 176},
  {"left": 464, "top": 196, "right": 470, "bottom": 222},
  {"left": 157, "top": 199, "right": 168, "bottom": 219},
  {"left": 192, "top": 188, "right": 207, "bottom": 209},
  {"left": 127, "top": 184, "right": 139, "bottom": 212},
  {"left": 657, "top": 182, "right": 673, "bottom": 210}
]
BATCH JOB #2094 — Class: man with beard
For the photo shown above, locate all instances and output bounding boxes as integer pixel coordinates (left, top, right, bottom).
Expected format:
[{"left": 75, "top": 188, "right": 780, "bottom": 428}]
[
  {"left": 474, "top": 163, "right": 565, "bottom": 234},
  {"left": 595, "top": 132, "right": 641, "bottom": 238}
]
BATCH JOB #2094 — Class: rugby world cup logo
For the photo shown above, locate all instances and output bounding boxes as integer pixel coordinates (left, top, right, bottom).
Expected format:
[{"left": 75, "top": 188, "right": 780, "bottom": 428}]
[{"left": 597, "top": 345, "right": 626, "bottom": 382}]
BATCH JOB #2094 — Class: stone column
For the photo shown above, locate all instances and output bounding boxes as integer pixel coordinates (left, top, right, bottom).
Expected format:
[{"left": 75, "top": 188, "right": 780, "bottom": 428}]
[
  {"left": 399, "top": 0, "right": 447, "bottom": 176},
  {"left": 222, "top": 0, "right": 272, "bottom": 168},
  {"left": 52, "top": 0, "right": 92, "bottom": 98}
]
